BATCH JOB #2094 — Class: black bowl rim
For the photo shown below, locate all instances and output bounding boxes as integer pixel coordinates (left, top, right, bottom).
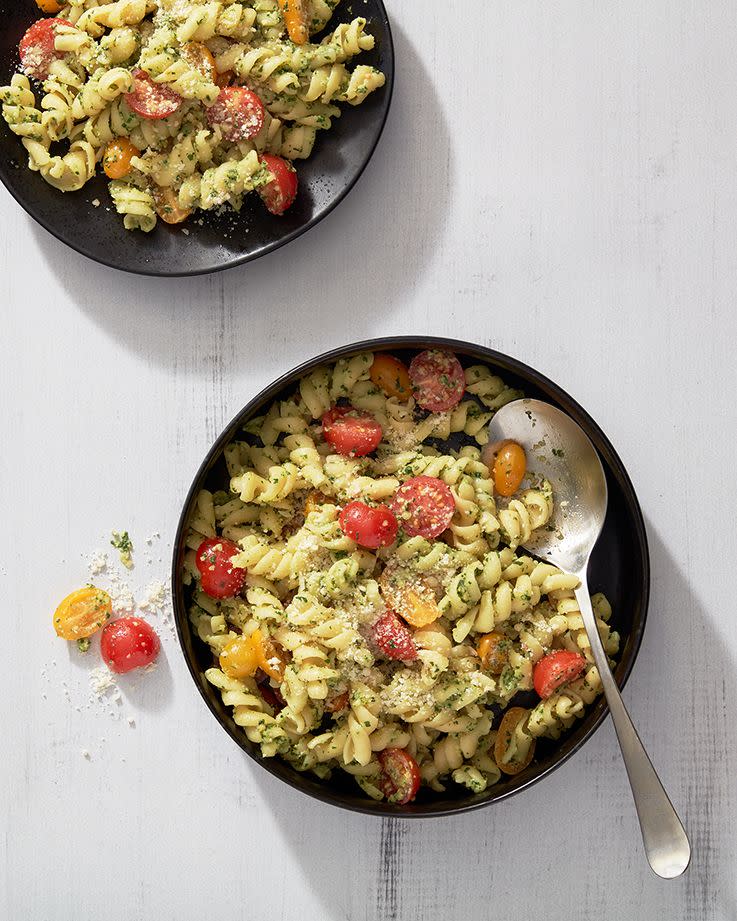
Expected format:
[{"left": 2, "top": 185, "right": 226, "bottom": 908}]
[
  {"left": 171, "top": 336, "right": 650, "bottom": 817},
  {"left": 0, "top": 2, "right": 394, "bottom": 278}
]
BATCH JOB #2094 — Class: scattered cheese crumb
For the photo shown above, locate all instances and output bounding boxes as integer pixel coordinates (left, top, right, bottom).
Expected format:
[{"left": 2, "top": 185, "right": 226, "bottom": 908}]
[
  {"left": 89, "top": 666, "right": 117, "bottom": 697},
  {"left": 91, "top": 198, "right": 100, "bottom": 208},
  {"left": 81, "top": 749, "right": 91, "bottom": 760},
  {"left": 88, "top": 550, "right": 108, "bottom": 576},
  {"left": 139, "top": 580, "right": 168, "bottom": 615}
]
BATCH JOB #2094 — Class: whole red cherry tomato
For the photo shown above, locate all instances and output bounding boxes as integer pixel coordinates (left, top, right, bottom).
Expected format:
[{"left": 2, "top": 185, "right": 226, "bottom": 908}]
[{"left": 101, "top": 617, "right": 160, "bottom": 674}]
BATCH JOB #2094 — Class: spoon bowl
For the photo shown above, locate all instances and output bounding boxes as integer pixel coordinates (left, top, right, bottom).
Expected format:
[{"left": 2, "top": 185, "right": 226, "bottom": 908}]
[
  {"left": 486, "top": 398, "right": 691, "bottom": 879},
  {"left": 487, "top": 399, "right": 608, "bottom": 573}
]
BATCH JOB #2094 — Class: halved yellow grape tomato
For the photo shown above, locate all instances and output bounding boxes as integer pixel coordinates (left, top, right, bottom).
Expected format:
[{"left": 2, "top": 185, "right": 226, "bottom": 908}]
[
  {"left": 219, "top": 632, "right": 261, "bottom": 679},
  {"left": 103, "top": 138, "right": 140, "bottom": 180},
  {"left": 492, "top": 440, "right": 527, "bottom": 497},
  {"left": 53, "top": 586, "right": 112, "bottom": 640}
]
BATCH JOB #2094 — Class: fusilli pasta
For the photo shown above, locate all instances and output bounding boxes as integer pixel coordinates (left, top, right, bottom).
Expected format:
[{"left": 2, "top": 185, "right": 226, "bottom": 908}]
[
  {"left": 1, "top": 1, "right": 386, "bottom": 231},
  {"left": 182, "top": 348, "right": 620, "bottom": 804}
]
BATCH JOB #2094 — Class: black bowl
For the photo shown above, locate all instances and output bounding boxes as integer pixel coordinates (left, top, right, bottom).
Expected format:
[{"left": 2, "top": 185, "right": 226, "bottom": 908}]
[
  {"left": 172, "top": 337, "right": 649, "bottom": 816},
  {"left": 0, "top": 1, "right": 394, "bottom": 276}
]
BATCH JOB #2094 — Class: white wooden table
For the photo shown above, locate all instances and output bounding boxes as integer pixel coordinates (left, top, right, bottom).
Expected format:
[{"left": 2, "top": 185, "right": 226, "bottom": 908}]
[{"left": 1, "top": 2, "right": 734, "bottom": 918}]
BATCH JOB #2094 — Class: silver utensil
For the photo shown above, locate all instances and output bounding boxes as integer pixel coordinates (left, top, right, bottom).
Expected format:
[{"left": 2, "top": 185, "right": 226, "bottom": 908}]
[{"left": 486, "top": 399, "right": 691, "bottom": 879}]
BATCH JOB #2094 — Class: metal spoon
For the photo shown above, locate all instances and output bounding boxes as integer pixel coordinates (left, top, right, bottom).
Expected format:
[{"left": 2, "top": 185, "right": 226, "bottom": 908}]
[{"left": 486, "top": 399, "right": 691, "bottom": 879}]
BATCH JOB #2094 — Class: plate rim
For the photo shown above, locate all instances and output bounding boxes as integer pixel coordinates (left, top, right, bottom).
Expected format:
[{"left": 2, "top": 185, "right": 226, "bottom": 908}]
[
  {"left": 170, "top": 336, "right": 651, "bottom": 817},
  {"left": 0, "top": 1, "right": 395, "bottom": 277}
]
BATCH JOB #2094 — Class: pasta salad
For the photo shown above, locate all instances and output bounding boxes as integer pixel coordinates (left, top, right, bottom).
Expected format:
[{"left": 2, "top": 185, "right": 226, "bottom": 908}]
[
  {"left": 182, "top": 349, "right": 620, "bottom": 803},
  {"left": 0, "top": 0, "right": 386, "bottom": 231}
]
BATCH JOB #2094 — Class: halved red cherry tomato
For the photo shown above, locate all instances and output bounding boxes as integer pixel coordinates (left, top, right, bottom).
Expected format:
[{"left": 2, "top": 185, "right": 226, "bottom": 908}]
[
  {"left": 378, "top": 748, "right": 421, "bottom": 804},
  {"left": 322, "top": 405, "right": 383, "bottom": 457},
  {"left": 389, "top": 475, "right": 455, "bottom": 538},
  {"left": 19, "top": 18, "right": 73, "bottom": 79},
  {"left": 408, "top": 349, "right": 465, "bottom": 412},
  {"left": 195, "top": 537, "right": 245, "bottom": 598},
  {"left": 494, "top": 706, "right": 535, "bottom": 775},
  {"left": 206, "top": 85, "right": 264, "bottom": 141},
  {"left": 259, "top": 154, "right": 298, "bottom": 215},
  {"left": 533, "top": 650, "right": 587, "bottom": 699},
  {"left": 370, "top": 354, "right": 412, "bottom": 400},
  {"left": 53, "top": 586, "right": 112, "bottom": 640},
  {"left": 324, "top": 689, "right": 349, "bottom": 713},
  {"left": 100, "top": 617, "right": 160, "bottom": 674},
  {"left": 339, "top": 501, "right": 398, "bottom": 549},
  {"left": 256, "top": 670, "right": 286, "bottom": 711},
  {"left": 181, "top": 41, "right": 217, "bottom": 82},
  {"left": 125, "top": 69, "right": 181, "bottom": 120},
  {"left": 489, "top": 440, "right": 527, "bottom": 497},
  {"left": 372, "top": 611, "right": 418, "bottom": 662}
]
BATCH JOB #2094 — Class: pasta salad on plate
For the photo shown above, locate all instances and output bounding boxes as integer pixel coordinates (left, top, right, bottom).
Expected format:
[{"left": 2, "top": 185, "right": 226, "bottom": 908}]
[
  {"left": 0, "top": 0, "right": 386, "bottom": 231},
  {"left": 181, "top": 349, "right": 620, "bottom": 804}
]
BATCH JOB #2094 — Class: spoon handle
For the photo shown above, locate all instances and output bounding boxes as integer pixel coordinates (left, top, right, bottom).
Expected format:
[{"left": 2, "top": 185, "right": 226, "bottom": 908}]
[{"left": 574, "top": 584, "right": 691, "bottom": 879}]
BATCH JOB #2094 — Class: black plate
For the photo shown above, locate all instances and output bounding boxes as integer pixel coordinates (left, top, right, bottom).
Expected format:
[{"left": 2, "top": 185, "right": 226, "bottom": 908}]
[
  {"left": 0, "top": 1, "right": 394, "bottom": 276},
  {"left": 171, "top": 337, "right": 650, "bottom": 817}
]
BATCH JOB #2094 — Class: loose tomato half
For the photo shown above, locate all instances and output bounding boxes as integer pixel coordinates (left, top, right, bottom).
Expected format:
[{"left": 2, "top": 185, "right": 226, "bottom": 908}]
[
  {"left": 339, "top": 501, "right": 398, "bottom": 549},
  {"left": 494, "top": 706, "right": 535, "bottom": 775},
  {"left": 103, "top": 137, "right": 140, "bottom": 179},
  {"left": 258, "top": 154, "right": 298, "bottom": 215},
  {"left": 389, "top": 475, "right": 455, "bottom": 538},
  {"left": 378, "top": 748, "right": 421, "bottom": 804},
  {"left": 533, "top": 650, "right": 587, "bottom": 699},
  {"left": 477, "top": 631, "right": 508, "bottom": 674},
  {"left": 196, "top": 537, "right": 245, "bottom": 598},
  {"left": 304, "top": 489, "right": 332, "bottom": 516},
  {"left": 379, "top": 566, "right": 441, "bottom": 628},
  {"left": 408, "top": 349, "right": 465, "bottom": 412},
  {"left": 151, "top": 185, "right": 192, "bottom": 225},
  {"left": 35, "top": 0, "right": 63, "bottom": 13},
  {"left": 485, "top": 439, "right": 527, "bottom": 497},
  {"left": 19, "top": 18, "right": 72, "bottom": 79},
  {"left": 53, "top": 586, "right": 112, "bottom": 640},
  {"left": 100, "top": 617, "right": 160, "bottom": 674},
  {"left": 125, "top": 69, "right": 181, "bottom": 120},
  {"left": 372, "top": 611, "right": 417, "bottom": 662},
  {"left": 207, "top": 85, "right": 264, "bottom": 141},
  {"left": 324, "top": 689, "right": 349, "bottom": 713},
  {"left": 256, "top": 670, "right": 286, "bottom": 711},
  {"left": 256, "top": 634, "right": 289, "bottom": 682},
  {"left": 322, "top": 405, "right": 383, "bottom": 457},
  {"left": 220, "top": 632, "right": 260, "bottom": 680},
  {"left": 181, "top": 41, "right": 217, "bottom": 82},
  {"left": 369, "top": 354, "right": 412, "bottom": 400}
]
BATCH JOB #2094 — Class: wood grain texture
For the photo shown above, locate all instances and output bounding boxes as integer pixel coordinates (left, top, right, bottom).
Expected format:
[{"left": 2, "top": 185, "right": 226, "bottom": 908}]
[{"left": 1, "top": 1, "right": 736, "bottom": 918}]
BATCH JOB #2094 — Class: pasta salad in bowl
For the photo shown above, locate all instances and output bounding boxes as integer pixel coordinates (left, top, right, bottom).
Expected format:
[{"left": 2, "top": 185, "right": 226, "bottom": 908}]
[
  {"left": 172, "top": 339, "right": 649, "bottom": 814},
  {"left": 0, "top": 0, "right": 393, "bottom": 275}
]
